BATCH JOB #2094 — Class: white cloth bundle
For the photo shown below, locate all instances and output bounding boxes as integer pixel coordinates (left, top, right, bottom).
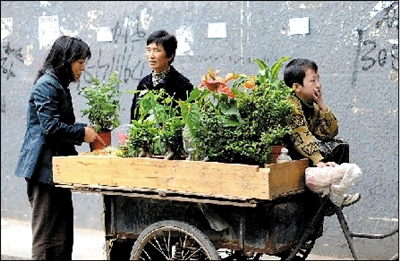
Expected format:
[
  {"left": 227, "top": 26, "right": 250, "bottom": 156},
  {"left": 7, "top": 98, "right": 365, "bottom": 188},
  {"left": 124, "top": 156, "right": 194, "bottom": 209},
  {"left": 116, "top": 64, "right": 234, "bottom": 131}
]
[{"left": 305, "top": 163, "right": 362, "bottom": 206}]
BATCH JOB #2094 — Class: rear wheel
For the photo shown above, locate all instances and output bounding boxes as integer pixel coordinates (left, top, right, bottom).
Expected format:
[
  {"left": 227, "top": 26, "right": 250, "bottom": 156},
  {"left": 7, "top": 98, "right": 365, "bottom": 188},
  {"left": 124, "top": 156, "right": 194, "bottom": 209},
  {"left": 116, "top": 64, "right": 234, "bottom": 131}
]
[{"left": 130, "top": 220, "right": 220, "bottom": 260}]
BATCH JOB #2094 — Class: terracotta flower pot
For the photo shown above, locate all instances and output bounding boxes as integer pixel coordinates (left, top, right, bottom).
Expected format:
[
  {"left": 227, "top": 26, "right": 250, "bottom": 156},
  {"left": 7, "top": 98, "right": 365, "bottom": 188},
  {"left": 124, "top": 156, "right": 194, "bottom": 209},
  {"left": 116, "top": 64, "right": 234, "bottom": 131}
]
[
  {"left": 268, "top": 145, "right": 285, "bottom": 164},
  {"left": 90, "top": 131, "right": 112, "bottom": 151}
]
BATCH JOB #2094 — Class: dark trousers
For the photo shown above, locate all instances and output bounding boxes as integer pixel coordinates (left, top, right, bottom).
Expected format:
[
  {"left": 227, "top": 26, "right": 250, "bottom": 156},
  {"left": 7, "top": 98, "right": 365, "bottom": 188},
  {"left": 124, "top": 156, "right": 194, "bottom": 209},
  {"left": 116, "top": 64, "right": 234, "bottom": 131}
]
[
  {"left": 26, "top": 179, "right": 74, "bottom": 260},
  {"left": 317, "top": 138, "right": 349, "bottom": 164},
  {"left": 287, "top": 138, "right": 350, "bottom": 165}
]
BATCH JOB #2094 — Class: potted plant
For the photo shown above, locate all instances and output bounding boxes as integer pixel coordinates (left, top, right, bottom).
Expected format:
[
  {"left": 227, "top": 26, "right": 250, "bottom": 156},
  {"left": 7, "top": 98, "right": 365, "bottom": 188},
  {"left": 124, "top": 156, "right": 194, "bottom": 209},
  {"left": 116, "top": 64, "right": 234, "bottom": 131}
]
[
  {"left": 180, "top": 56, "right": 294, "bottom": 166},
  {"left": 79, "top": 70, "right": 123, "bottom": 150},
  {"left": 247, "top": 56, "right": 294, "bottom": 163},
  {"left": 125, "top": 89, "right": 185, "bottom": 159}
]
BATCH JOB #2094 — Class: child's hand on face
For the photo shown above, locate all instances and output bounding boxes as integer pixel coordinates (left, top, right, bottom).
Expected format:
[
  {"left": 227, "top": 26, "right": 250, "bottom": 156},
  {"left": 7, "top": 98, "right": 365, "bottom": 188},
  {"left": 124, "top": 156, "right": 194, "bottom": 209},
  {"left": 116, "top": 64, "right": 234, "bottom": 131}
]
[
  {"left": 313, "top": 87, "right": 322, "bottom": 100},
  {"left": 313, "top": 86, "right": 328, "bottom": 111}
]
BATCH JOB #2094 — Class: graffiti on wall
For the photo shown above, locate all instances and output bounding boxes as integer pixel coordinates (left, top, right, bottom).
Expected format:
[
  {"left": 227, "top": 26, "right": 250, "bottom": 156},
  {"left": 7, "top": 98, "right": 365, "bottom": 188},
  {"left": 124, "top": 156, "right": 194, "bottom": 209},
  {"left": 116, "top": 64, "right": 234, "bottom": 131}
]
[
  {"left": 1, "top": 14, "right": 149, "bottom": 86},
  {"left": 112, "top": 16, "right": 146, "bottom": 45},
  {"left": 1, "top": 42, "right": 23, "bottom": 80},
  {"left": 83, "top": 46, "right": 145, "bottom": 85},
  {"left": 84, "top": 15, "right": 147, "bottom": 86},
  {"left": 358, "top": 2, "right": 398, "bottom": 82}
]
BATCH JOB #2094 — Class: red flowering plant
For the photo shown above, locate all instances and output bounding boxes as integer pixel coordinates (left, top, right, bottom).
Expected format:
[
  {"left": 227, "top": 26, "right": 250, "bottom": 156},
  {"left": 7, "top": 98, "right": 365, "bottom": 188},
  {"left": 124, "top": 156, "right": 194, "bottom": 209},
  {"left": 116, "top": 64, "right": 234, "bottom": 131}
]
[
  {"left": 116, "top": 128, "right": 129, "bottom": 146},
  {"left": 114, "top": 124, "right": 132, "bottom": 156},
  {"left": 179, "top": 67, "right": 256, "bottom": 162},
  {"left": 180, "top": 68, "right": 252, "bottom": 137},
  {"left": 180, "top": 56, "right": 294, "bottom": 166}
]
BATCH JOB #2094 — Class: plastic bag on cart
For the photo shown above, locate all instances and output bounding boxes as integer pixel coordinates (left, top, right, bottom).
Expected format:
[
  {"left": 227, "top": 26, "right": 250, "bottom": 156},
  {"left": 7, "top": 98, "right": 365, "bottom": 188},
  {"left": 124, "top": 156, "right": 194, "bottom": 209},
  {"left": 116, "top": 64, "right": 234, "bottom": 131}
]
[{"left": 305, "top": 163, "right": 362, "bottom": 206}]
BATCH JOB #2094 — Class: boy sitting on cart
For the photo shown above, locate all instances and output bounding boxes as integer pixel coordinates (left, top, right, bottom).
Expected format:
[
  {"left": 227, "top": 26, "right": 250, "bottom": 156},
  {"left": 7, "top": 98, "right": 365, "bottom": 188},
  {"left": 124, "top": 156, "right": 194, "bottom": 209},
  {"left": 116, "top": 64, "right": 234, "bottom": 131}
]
[{"left": 283, "top": 58, "right": 360, "bottom": 209}]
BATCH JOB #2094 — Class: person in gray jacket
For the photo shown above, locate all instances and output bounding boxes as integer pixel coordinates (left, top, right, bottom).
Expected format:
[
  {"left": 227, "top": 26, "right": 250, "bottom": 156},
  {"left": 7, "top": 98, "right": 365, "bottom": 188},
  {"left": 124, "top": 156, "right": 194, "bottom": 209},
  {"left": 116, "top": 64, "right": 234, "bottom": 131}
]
[{"left": 14, "top": 35, "right": 105, "bottom": 260}]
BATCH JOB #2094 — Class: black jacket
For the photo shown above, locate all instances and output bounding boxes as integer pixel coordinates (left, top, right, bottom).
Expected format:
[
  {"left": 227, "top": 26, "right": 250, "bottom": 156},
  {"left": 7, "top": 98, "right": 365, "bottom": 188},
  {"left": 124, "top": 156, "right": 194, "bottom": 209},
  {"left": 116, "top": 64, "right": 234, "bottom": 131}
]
[{"left": 130, "top": 66, "right": 193, "bottom": 122}]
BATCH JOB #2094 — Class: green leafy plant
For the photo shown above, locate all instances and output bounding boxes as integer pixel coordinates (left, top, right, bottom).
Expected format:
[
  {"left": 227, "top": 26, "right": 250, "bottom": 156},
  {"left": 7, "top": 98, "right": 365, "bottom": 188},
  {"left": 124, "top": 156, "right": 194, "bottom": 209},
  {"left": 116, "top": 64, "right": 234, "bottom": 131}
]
[
  {"left": 126, "top": 88, "right": 185, "bottom": 159},
  {"left": 127, "top": 118, "right": 159, "bottom": 157},
  {"left": 180, "top": 56, "right": 294, "bottom": 166},
  {"left": 79, "top": 71, "right": 123, "bottom": 132},
  {"left": 179, "top": 68, "right": 247, "bottom": 138}
]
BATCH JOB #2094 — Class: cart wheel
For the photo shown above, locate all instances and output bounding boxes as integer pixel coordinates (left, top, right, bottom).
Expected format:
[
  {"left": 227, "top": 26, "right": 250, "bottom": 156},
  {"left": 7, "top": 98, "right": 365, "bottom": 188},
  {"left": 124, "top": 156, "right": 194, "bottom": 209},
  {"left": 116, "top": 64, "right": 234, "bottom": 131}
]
[{"left": 130, "top": 220, "right": 221, "bottom": 260}]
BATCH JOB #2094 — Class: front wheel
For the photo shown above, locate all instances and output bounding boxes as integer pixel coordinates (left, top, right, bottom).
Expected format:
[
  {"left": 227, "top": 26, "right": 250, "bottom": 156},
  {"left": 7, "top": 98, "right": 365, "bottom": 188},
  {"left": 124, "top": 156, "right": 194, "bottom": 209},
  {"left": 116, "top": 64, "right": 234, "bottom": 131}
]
[{"left": 130, "top": 220, "right": 220, "bottom": 260}]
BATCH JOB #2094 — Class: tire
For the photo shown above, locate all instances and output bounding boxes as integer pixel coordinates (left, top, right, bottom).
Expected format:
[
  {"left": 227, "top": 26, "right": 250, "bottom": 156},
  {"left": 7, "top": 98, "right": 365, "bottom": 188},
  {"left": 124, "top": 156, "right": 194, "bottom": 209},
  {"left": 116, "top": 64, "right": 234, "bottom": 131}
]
[{"left": 130, "top": 220, "right": 221, "bottom": 260}]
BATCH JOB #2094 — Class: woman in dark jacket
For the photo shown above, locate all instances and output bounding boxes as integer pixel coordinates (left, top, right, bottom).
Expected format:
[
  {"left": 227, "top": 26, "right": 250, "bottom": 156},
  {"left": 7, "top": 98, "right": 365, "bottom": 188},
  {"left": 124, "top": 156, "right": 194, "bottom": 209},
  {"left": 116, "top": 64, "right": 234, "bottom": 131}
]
[
  {"left": 14, "top": 35, "right": 104, "bottom": 260},
  {"left": 130, "top": 30, "right": 193, "bottom": 122}
]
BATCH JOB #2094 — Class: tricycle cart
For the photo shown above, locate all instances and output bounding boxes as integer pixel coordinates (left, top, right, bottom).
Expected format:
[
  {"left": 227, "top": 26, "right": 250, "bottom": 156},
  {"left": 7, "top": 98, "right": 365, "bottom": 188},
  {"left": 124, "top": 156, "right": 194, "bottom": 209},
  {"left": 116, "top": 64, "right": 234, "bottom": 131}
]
[{"left": 52, "top": 156, "right": 398, "bottom": 260}]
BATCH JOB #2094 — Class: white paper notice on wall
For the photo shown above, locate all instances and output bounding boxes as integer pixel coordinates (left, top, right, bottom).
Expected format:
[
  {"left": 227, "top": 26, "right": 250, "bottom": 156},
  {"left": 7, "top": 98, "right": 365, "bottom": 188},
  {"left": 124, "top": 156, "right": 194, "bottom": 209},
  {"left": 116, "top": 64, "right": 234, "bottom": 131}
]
[
  {"left": 97, "top": 27, "right": 113, "bottom": 42},
  {"left": 176, "top": 26, "right": 193, "bottom": 56},
  {"left": 289, "top": 17, "right": 310, "bottom": 35},
  {"left": 1, "top": 18, "right": 13, "bottom": 42},
  {"left": 208, "top": 22, "right": 227, "bottom": 38},
  {"left": 38, "top": 15, "right": 60, "bottom": 50}
]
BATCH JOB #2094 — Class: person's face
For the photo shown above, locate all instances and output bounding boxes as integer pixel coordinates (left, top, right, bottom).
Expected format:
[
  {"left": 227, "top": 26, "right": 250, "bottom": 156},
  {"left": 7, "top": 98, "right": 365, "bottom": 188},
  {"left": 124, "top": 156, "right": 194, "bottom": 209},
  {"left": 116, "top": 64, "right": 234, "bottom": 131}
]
[
  {"left": 71, "top": 58, "right": 86, "bottom": 82},
  {"left": 294, "top": 68, "right": 321, "bottom": 102},
  {"left": 146, "top": 42, "right": 172, "bottom": 73}
]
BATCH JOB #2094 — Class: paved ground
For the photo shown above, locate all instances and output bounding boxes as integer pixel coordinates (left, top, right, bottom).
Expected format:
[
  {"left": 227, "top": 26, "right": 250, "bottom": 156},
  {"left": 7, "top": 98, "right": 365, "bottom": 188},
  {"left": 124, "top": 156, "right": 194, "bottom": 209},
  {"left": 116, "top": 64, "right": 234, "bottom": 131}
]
[
  {"left": 1, "top": 218, "right": 105, "bottom": 260},
  {"left": 1, "top": 217, "right": 347, "bottom": 260}
]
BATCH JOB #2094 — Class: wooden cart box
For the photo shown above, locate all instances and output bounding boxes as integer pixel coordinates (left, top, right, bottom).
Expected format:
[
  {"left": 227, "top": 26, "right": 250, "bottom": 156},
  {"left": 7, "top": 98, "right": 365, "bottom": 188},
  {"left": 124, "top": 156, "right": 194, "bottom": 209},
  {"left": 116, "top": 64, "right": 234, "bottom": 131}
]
[{"left": 52, "top": 156, "right": 308, "bottom": 201}]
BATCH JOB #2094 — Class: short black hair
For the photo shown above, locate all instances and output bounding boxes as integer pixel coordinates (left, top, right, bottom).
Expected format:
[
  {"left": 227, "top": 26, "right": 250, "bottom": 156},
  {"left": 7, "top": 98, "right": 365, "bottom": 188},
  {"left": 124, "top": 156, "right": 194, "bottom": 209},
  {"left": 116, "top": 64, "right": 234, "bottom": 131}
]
[
  {"left": 283, "top": 58, "right": 318, "bottom": 88},
  {"left": 147, "top": 30, "right": 177, "bottom": 65},
  {"left": 35, "top": 35, "right": 91, "bottom": 87}
]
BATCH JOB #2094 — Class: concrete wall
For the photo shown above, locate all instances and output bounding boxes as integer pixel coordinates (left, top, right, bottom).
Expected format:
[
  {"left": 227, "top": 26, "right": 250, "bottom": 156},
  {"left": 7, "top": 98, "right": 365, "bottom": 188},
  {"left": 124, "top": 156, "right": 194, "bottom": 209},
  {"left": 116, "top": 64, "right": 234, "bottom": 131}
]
[{"left": 1, "top": 1, "right": 398, "bottom": 259}]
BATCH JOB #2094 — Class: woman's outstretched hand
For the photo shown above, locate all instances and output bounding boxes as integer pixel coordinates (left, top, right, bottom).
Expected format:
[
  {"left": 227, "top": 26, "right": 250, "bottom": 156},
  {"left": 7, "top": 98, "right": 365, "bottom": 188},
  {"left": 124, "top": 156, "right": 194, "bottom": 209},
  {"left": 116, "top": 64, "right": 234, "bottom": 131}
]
[{"left": 84, "top": 126, "right": 106, "bottom": 146}]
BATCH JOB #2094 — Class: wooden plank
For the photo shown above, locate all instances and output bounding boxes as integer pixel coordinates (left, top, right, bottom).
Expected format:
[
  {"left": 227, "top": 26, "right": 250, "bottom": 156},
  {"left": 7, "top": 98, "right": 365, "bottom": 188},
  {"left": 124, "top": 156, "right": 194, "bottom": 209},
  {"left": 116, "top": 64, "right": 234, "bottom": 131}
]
[
  {"left": 266, "top": 158, "right": 309, "bottom": 199},
  {"left": 55, "top": 184, "right": 259, "bottom": 207},
  {"left": 52, "top": 157, "right": 308, "bottom": 201}
]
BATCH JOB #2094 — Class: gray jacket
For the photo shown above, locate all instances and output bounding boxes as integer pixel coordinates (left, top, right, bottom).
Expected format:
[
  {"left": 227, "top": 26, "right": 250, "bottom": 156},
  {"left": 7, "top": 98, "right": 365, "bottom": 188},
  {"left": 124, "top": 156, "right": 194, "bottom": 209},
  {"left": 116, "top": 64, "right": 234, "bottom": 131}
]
[{"left": 15, "top": 70, "right": 86, "bottom": 184}]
